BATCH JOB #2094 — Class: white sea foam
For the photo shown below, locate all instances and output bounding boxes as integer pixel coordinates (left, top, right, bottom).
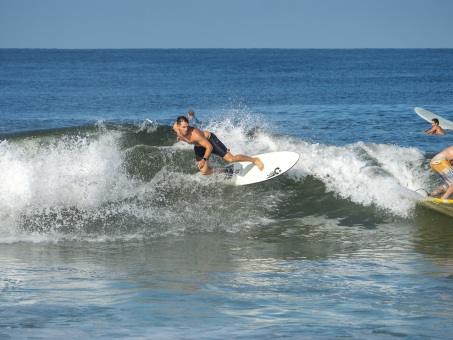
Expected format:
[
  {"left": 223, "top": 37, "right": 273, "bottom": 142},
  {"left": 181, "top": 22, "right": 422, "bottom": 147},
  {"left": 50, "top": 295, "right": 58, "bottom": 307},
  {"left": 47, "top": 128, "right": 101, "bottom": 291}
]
[
  {"left": 292, "top": 140, "right": 429, "bottom": 216},
  {"left": 0, "top": 130, "right": 140, "bottom": 241}
]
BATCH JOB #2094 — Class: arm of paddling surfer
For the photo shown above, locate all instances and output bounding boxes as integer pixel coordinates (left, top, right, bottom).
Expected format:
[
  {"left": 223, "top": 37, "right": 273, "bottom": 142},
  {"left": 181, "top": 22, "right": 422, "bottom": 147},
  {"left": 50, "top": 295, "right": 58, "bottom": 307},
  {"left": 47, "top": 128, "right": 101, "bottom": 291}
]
[{"left": 173, "top": 116, "right": 264, "bottom": 175}]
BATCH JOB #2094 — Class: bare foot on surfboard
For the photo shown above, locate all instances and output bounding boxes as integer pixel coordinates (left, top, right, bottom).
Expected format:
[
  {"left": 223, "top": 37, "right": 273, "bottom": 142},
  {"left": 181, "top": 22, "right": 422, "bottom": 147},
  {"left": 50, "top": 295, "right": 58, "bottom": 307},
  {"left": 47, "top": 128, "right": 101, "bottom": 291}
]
[
  {"left": 430, "top": 187, "right": 445, "bottom": 197},
  {"left": 254, "top": 157, "right": 264, "bottom": 171}
]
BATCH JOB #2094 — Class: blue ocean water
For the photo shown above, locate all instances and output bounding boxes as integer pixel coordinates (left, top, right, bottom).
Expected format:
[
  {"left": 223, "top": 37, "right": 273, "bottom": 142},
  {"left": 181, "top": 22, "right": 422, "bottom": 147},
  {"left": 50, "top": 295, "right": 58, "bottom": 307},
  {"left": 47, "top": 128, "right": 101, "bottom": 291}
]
[{"left": 1, "top": 49, "right": 453, "bottom": 338}]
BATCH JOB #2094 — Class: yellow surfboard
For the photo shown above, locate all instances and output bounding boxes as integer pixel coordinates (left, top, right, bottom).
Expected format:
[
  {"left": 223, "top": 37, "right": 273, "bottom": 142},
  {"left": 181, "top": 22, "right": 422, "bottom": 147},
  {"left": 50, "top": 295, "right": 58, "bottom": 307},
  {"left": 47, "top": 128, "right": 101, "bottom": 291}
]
[{"left": 418, "top": 198, "right": 453, "bottom": 218}]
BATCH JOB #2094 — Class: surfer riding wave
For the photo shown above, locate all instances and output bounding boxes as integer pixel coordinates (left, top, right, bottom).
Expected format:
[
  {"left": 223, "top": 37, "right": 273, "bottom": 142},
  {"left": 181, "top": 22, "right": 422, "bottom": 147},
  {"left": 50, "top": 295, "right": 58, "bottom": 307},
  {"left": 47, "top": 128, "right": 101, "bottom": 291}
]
[
  {"left": 429, "top": 145, "right": 453, "bottom": 199},
  {"left": 173, "top": 116, "right": 264, "bottom": 175}
]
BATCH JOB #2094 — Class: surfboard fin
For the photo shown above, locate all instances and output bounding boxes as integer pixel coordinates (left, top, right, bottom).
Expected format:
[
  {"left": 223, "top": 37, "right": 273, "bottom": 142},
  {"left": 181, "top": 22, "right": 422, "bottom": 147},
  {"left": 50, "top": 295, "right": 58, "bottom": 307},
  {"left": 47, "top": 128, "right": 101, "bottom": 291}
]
[{"left": 213, "top": 166, "right": 234, "bottom": 180}]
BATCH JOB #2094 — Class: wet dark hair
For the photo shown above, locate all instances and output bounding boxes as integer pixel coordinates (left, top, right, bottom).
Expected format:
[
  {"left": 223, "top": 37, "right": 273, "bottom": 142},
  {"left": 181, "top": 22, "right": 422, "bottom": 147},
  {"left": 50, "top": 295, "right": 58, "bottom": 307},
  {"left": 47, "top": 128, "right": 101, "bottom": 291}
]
[
  {"left": 432, "top": 118, "right": 440, "bottom": 124},
  {"left": 177, "top": 116, "right": 189, "bottom": 124}
]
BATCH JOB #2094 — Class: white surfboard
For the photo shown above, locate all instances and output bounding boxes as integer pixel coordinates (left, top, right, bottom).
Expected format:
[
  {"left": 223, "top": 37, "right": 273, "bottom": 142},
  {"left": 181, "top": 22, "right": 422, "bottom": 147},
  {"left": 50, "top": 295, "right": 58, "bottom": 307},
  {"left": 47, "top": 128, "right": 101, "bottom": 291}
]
[
  {"left": 146, "top": 118, "right": 175, "bottom": 126},
  {"left": 215, "top": 151, "right": 300, "bottom": 186},
  {"left": 414, "top": 107, "right": 453, "bottom": 130}
]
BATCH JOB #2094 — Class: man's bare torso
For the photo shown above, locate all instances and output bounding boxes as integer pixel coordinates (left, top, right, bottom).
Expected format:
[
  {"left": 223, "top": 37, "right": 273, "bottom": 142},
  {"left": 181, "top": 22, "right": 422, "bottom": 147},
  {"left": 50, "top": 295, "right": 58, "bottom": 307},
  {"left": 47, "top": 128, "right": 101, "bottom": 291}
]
[
  {"left": 179, "top": 127, "right": 210, "bottom": 146},
  {"left": 436, "top": 145, "right": 453, "bottom": 162}
]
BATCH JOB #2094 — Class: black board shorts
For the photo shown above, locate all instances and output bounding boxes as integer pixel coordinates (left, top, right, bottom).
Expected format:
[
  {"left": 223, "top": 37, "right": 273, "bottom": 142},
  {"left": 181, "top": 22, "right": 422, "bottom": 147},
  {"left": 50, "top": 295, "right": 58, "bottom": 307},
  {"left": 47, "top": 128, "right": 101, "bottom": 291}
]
[{"left": 194, "top": 133, "right": 229, "bottom": 161}]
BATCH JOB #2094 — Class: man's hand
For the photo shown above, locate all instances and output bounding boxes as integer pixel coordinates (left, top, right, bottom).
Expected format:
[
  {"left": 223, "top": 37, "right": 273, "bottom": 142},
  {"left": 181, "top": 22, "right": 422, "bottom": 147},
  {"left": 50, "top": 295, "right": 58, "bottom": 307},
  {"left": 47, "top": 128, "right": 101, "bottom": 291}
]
[{"left": 197, "top": 159, "right": 207, "bottom": 169}]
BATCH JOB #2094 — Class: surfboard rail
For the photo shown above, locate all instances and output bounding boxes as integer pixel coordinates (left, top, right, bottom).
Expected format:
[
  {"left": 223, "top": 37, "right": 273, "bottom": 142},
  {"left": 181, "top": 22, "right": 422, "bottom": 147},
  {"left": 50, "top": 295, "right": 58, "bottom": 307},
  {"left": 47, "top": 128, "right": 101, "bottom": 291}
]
[{"left": 428, "top": 197, "right": 453, "bottom": 204}]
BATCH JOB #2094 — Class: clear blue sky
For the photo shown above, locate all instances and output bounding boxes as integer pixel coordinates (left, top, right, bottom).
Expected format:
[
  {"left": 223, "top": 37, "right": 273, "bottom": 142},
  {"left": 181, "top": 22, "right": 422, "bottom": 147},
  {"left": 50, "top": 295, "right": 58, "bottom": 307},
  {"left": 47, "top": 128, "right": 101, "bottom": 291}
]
[{"left": 1, "top": 0, "right": 452, "bottom": 48}]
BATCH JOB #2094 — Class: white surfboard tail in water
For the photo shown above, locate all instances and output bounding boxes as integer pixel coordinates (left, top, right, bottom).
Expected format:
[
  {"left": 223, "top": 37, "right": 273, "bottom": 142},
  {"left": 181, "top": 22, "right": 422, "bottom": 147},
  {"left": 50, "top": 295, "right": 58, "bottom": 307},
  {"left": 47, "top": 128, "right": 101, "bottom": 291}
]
[
  {"left": 414, "top": 107, "right": 453, "bottom": 130},
  {"left": 216, "top": 151, "right": 300, "bottom": 186}
]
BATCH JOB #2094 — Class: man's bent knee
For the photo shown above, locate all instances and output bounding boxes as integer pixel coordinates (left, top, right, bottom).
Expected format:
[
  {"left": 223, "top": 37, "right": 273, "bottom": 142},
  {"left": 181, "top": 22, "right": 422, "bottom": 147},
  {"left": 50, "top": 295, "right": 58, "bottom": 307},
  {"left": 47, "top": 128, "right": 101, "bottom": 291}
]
[{"left": 223, "top": 152, "right": 234, "bottom": 163}]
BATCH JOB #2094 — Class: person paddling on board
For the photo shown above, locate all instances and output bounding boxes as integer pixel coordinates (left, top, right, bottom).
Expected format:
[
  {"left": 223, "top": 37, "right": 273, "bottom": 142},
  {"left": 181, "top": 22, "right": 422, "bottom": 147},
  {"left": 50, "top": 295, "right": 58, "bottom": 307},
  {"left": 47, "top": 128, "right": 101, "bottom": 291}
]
[
  {"left": 425, "top": 118, "right": 446, "bottom": 135},
  {"left": 429, "top": 145, "right": 453, "bottom": 199},
  {"left": 186, "top": 109, "right": 201, "bottom": 127},
  {"left": 173, "top": 116, "right": 264, "bottom": 175}
]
